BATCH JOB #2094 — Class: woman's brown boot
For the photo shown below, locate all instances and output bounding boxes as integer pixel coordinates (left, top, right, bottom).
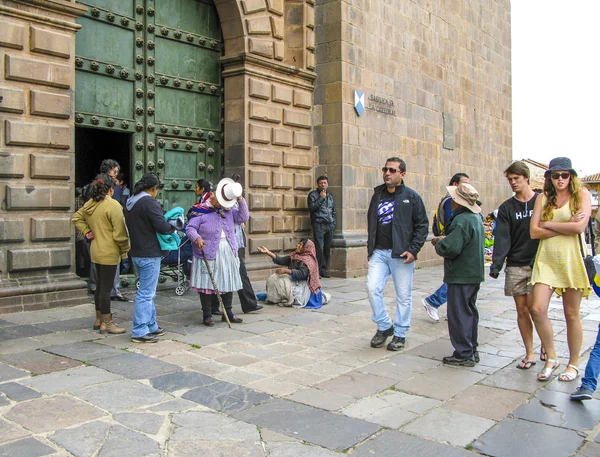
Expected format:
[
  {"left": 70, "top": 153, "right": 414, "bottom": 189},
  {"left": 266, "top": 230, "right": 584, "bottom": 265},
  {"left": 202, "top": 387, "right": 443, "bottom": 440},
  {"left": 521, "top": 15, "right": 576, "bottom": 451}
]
[
  {"left": 93, "top": 310, "right": 102, "bottom": 330},
  {"left": 99, "top": 314, "right": 126, "bottom": 334}
]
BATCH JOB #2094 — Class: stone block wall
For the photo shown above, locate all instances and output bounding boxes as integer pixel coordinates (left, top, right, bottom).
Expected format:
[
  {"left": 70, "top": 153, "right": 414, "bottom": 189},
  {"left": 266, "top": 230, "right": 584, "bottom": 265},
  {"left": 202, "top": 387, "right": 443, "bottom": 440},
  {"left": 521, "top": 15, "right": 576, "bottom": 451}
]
[
  {"left": 217, "top": 0, "right": 317, "bottom": 273},
  {"left": 0, "top": 0, "right": 88, "bottom": 312},
  {"left": 314, "top": 0, "right": 513, "bottom": 276}
]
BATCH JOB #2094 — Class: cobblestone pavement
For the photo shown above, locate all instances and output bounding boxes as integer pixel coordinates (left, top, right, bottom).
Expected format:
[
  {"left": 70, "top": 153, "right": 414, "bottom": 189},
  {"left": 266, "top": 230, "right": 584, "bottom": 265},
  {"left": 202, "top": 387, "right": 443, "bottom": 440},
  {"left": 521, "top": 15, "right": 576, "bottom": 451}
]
[{"left": 1, "top": 266, "right": 599, "bottom": 457}]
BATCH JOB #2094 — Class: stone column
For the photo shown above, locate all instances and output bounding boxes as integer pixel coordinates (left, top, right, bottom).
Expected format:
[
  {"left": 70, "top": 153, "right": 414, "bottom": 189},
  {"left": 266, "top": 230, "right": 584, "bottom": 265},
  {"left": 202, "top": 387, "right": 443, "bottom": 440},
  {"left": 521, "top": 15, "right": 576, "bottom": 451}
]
[
  {"left": 0, "top": 0, "right": 88, "bottom": 312},
  {"left": 216, "top": 0, "right": 318, "bottom": 275}
]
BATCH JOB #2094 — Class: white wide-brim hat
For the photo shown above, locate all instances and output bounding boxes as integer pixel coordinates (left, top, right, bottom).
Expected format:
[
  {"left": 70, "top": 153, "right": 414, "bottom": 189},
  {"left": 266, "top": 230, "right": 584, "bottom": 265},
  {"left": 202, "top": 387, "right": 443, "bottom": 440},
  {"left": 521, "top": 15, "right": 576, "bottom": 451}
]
[{"left": 216, "top": 178, "right": 243, "bottom": 209}]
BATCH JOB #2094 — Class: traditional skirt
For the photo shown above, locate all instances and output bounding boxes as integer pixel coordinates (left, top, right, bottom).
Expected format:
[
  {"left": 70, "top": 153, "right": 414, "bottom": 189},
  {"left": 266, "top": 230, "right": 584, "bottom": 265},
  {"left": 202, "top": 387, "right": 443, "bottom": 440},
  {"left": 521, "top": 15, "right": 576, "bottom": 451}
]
[{"left": 190, "top": 238, "right": 242, "bottom": 294}]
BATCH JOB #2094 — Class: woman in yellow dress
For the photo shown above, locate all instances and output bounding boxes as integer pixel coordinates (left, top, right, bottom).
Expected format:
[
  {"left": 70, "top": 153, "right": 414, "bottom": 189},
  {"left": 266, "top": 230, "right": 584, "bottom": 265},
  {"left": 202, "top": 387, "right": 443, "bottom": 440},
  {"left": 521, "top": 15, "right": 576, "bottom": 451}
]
[{"left": 530, "top": 157, "right": 592, "bottom": 382}]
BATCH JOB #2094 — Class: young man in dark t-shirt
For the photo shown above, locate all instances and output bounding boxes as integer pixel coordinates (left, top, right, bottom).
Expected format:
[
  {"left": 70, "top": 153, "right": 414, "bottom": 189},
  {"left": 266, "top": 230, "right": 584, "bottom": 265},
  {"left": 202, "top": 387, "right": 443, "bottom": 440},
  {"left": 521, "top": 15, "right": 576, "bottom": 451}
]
[
  {"left": 490, "top": 161, "right": 542, "bottom": 369},
  {"left": 366, "top": 157, "right": 428, "bottom": 351}
]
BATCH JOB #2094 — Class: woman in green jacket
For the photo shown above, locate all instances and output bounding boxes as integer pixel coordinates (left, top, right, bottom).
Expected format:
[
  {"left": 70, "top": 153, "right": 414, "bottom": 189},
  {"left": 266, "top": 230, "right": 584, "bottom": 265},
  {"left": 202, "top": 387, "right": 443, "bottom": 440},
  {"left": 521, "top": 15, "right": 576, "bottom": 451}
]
[{"left": 72, "top": 174, "right": 130, "bottom": 334}]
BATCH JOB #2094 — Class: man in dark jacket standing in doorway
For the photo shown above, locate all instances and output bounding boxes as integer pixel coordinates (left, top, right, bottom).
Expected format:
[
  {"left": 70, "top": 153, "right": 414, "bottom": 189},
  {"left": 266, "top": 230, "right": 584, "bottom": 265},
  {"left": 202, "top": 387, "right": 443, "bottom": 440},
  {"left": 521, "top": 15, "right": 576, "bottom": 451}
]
[
  {"left": 367, "top": 157, "right": 429, "bottom": 351},
  {"left": 308, "top": 176, "right": 336, "bottom": 278}
]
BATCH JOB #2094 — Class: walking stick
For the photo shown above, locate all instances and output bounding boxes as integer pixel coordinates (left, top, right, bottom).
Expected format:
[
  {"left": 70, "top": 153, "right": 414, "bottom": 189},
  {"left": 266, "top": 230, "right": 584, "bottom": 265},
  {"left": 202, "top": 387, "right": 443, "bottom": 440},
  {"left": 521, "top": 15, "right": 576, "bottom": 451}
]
[{"left": 200, "top": 247, "right": 231, "bottom": 328}]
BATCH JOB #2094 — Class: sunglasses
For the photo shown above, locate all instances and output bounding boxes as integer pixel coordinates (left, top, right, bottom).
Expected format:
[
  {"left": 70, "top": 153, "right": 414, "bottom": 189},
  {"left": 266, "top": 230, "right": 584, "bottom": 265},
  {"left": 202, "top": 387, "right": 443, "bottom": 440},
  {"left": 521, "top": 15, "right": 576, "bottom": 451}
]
[
  {"left": 382, "top": 167, "right": 401, "bottom": 174},
  {"left": 551, "top": 172, "right": 570, "bottom": 180}
]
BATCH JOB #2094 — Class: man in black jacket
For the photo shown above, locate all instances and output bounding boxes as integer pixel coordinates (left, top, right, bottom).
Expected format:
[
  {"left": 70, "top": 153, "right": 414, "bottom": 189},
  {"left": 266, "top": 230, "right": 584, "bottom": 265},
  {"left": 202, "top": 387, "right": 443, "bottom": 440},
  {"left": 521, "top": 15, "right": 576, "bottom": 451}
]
[
  {"left": 308, "top": 176, "right": 336, "bottom": 278},
  {"left": 490, "top": 161, "right": 541, "bottom": 369},
  {"left": 367, "top": 157, "right": 429, "bottom": 351}
]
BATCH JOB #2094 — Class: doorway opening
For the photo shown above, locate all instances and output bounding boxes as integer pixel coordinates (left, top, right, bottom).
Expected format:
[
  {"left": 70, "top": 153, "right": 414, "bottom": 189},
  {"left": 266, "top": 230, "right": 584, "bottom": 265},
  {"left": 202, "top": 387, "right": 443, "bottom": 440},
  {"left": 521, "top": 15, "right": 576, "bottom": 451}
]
[{"left": 75, "top": 127, "right": 132, "bottom": 189}]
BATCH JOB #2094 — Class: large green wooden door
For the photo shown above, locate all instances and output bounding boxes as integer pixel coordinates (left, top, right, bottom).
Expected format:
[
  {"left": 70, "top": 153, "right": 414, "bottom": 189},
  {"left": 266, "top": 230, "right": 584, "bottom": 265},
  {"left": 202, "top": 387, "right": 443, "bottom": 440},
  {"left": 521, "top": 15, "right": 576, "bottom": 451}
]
[{"left": 75, "top": 0, "right": 222, "bottom": 209}]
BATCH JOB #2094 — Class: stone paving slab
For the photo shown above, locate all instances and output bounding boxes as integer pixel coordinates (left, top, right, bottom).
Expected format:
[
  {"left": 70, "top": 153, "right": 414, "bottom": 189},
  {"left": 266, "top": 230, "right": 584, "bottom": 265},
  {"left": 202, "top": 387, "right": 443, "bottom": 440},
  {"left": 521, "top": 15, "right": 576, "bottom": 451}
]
[
  {"left": 402, "top": 407, "right": 496, "bottom": 447},
  {"left": 44, "top": 342, "right": 124, "bottom": 361},
  {"left": 0, "top": 418, "right": 30, "bottom": 444},
  {"left": 350, "top": 430, "right": 476, "bottom": 457},
  {"left": 168, "top": 410, "right": 264, "bottom": 457},
  {"left": 33, "top": 317, "right": 94, "bottom": 333},
  {"left": 146, "top": 398, "right": 205, "bottom": 413},
  {"left": 72, "top": 379, "right": 170, "bottom": 413},
  {"left": 0, "top": 337, "right": 44, "bottom": 355},
  {"left": 285, "top": 387, "right": 354, "bottom": 411},
  {"left": 578, "top": 442, "right": 600, "bottom": 456},
  {"left": 512, "top": 389, "right": 600, "bottom": 431},
  {"left": 0, "top": 350, "right": 81, "bottom": 375},
  {"left": 443, "top": 384, "right": 530, "bottom": 421},
  {"left": 5, "top": 395, "right": 106, "bottom": 433},
  {"left": 20, "top": 366, "right": 122, "bottom": 394},
  {"left": 313, "top": 370, "right": 397, "bottom": 398},
  {"left": 473, "top": 418, "right": 584, "bottom": 457},
  {"left": 266, "top": 442, "right": 338, "bottom": 456},
  {"left": 480, "top": 364, "right": 551, "bottom": 393},
  {"left": 359, "top": 353, "right": 441, "bottom": 379},
  {"left": 0, "top": 382, "right": 41, "bottom": 402},
  {"left": 99, "top": 424, "right": 160, "bottom": 457},
  {"left": 342, "top": 389, "right": 440, "bottom": 429},
  {"left": 234, "top": 398, "right": 381, "bottom": 451},
  {"left": 175, "top": 328, "right": 251, "bottom": 346},
  {"left": 395, "top": 365, "right": 486, "bottom": 401},
  {"left": 113, "top": 412, "right": 165, "bottom": 435},
  {"left": 0, "top": 437, "right": 56, "bottom": 457},
  {"left": 49, "top": 421, "right": 111, "bottom": 457},
  {"left": 182, "top": 380, "right": 271, "bottom": 413},
  {"left": 0, "top": 362, "right": 29, "bottom": 382},
  {"left": 28, "top": 329, "right": 99, "bottom": 347},
  {"left": 92, "top": 352, "right": 181, "bottom": 379},
  {"left": 0, "top": 325, "right": 51, "bottom": 342},
  {"left": 150, "top": 370, "right": 218, "bottom": 392}
]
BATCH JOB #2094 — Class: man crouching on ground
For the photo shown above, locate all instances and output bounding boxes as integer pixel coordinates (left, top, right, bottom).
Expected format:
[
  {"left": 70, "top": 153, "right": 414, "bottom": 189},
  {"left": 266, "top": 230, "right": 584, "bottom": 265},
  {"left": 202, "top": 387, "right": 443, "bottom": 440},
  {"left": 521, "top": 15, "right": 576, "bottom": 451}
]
[
  {"left": 367, "top": 157, "right": 428, "bottom": 351},
  {"left": 432, "top": 183, "right": 484, "bottom": 366}
]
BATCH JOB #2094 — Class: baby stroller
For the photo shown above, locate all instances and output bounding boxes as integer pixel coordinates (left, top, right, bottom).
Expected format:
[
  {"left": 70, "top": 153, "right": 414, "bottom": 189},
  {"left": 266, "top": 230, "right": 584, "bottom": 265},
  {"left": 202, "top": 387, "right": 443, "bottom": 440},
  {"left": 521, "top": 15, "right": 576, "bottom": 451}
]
[{"left": 135, "top": 227, "right": 193, "bottom": 296}]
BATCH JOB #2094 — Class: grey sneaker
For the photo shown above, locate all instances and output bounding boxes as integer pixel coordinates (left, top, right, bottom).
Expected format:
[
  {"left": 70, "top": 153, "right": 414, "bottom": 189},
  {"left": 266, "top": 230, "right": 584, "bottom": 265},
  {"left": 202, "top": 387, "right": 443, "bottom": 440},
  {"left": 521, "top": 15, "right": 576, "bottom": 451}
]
[
  {"left": 370, "top": 326, "right": 394, "bottom": 348},
  {"left": 131, "top": 334, "right": 159, "bottom": 343},
  {"left": 474, "top": 351, "right": 480, "bottom": 363},
  {"left": 570, "top": 386, "right": 593, "bottom": 401},
  {"left": 422, "top": 299, "right": 439, "bottom": 322},
  {"left": 387, "top": 336, "right": 406, "bottom": 351}
]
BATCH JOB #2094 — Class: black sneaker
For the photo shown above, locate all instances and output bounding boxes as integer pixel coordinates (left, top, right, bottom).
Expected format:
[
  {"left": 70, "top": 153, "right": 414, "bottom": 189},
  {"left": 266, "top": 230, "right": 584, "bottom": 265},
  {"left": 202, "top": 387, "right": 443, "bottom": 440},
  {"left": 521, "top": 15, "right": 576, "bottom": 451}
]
[
  {"left": 387, "top": 336, "right": 406, "bottom": 351},
  {"left": 151, "top": 327, "right": 166, "bottom": 337},
  {"left": 474, "top": 351, "right": 480, "bottom": 363},
  {"left": 443, "top": 355, "right": 476, "bottom": 367},
  {"left": 370, "top": 326, "right": 394, "bottom": 348},
  {"left": 131, "top": 334, "right": 159, "bottom": 343},
  {"left": 570, "top": 386, "right": 593, "bottom": 401}
]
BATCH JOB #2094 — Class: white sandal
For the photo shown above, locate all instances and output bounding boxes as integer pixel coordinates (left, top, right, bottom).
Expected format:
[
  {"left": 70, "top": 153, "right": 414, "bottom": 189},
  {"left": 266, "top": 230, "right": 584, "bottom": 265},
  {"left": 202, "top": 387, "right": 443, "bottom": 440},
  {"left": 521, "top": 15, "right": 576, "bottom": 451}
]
[
  {"left": 558, "top": 364, "right": 579, "bottom": 382},
  {"left": 537, "top": 359, "right": 560, "bottom": 381}
]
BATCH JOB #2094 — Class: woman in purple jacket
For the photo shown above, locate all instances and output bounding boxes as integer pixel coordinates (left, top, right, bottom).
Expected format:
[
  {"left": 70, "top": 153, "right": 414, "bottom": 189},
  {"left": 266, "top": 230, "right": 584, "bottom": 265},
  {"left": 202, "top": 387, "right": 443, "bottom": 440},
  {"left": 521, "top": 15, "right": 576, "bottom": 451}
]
[{"left": 185, "top": 181, "right": 249, "bottom": 326}]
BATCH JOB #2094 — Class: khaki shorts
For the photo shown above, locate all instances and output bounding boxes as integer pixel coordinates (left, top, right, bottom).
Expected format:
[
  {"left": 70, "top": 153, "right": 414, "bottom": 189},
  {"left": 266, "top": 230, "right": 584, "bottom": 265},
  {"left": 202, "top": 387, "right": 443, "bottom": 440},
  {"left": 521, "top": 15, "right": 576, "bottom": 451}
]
[{"left": 504, "top": 265, "right": 533, "bottom": 296}]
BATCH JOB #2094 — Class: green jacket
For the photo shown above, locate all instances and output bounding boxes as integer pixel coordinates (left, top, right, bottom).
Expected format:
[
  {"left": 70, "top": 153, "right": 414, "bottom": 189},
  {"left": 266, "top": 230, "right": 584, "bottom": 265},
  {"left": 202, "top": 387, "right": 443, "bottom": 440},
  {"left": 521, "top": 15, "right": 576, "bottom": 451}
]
[{"left": 435, "top": 208, "right": 484, "bottom": 284}]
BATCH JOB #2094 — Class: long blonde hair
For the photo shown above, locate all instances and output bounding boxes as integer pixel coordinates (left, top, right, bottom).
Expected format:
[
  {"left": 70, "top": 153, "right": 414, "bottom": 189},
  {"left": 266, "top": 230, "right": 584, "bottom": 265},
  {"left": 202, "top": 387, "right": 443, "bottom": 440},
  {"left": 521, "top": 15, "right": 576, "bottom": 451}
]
[{"left": 541, "top": 173, "right": 582, "bottom": 221}]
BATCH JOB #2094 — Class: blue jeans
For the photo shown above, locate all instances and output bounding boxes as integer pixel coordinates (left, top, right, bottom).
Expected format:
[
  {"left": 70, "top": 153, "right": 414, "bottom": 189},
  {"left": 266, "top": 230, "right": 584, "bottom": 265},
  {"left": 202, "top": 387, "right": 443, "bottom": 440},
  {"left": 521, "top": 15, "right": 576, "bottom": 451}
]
[
  {"left": 367, "top": 249, "right": 415, "bottom": 337},
  {"left": 131, "top": 257, "right": 161, "bottom": 338},
  {"left": 581, "top": 323, "right": 600, "bottom": 392},
  {"left": 425, "top": 283, "right": 448, "bottom": 309}
]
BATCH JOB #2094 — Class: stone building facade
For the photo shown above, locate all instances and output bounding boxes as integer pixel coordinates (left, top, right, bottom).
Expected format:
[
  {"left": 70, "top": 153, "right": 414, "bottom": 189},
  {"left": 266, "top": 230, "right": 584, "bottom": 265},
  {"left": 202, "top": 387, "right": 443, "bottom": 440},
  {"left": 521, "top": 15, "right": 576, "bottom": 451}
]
[{"left": 0, "top": 0, "right": 512, "bottom": 312}]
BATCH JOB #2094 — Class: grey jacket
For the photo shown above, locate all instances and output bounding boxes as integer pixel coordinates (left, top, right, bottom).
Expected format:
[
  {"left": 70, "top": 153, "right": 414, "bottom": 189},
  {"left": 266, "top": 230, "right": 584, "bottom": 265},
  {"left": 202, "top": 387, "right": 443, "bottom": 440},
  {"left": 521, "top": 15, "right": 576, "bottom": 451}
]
[{"left": 307, "top": 190, "right": 336, "bottom": 226}]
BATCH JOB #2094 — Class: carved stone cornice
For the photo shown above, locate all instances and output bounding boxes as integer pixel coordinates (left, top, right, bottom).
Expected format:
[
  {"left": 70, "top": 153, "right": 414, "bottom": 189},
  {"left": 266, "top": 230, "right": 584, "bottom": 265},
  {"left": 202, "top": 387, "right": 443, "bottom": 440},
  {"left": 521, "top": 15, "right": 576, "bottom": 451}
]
[
  {"left": 1, "top": 1, "right": 86, "bottom": 32},
  {"left": 222, "top": 53, "right": 317, "bottom": 90},
  {"left": 13, "top": 0, "right": 87, "bottom": 16}
]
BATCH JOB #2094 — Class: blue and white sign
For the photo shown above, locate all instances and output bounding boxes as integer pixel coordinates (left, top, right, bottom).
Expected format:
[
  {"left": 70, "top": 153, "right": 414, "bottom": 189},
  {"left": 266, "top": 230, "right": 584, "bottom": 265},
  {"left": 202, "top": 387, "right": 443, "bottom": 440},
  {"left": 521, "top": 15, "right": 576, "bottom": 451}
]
[{"left": 354, "top": 90, "right": 365, "bottom": 116}]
